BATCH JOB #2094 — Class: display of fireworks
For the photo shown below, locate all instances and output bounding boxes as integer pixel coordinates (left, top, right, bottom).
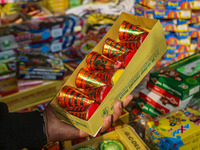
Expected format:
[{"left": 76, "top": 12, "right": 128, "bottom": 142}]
[{"left": 57, "top": 21, "right": 149, "bottom": 120}]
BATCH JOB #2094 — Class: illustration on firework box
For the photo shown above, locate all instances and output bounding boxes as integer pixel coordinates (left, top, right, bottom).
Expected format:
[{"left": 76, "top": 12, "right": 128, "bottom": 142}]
[
  {"left": 146, "top": 107, "right": 200, "bottom": 150},
  {"left": 50, "top": 12, "right": 167, "bottom": 136},
  {"left": 149, "top": 52, "right": 200, "bottom": 100}
]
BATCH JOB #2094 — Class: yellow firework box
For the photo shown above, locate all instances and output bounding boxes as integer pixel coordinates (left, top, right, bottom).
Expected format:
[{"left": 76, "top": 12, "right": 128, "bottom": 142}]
[
  {"left": 66, "top": 125, "right": 150, "bottom": 150},
  {"left": 146, "top": 108, "right": 200, "bottom": 150},
  {"left": 50, "top": 12, "right": 167, "bottom": 136}
]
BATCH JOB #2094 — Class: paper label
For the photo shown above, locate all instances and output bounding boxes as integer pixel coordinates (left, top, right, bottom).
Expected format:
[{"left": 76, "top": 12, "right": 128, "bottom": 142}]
[
  {"left": 51, "top": 43, "right": 62, "bottom": 52},
  {"left": 51, "top": 28, "right": 63, "bottom": 38}
]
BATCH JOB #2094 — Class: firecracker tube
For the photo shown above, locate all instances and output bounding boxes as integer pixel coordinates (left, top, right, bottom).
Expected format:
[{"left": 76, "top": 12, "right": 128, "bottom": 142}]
[
  {"left": 94, "top": 69, "right": 124, "bottom": 85},
  {"left": 65, "top": 103, "right": 100, "bottom": 120},
  {"left": 120, "top": 40, "right": 141, "bottom": 51},
  {"left": 119, "top": 20, "right": 149, "bottom": 44},
  {"left": 102, "top": 38, "right": 135, "bottom": 58},
  {"left": 76, "top": 67, "right": 107, "bottom": 89},
  {"left": 111, "top": 51, "right": 136, "bottom": 68},
  {"left": 57, "top": 85, "right": 94, "bottom": 107},
  {"left": 83, "top": 85, "right": 113, "bottom": 103},
  {"left": 86, "top": 51, "right": 121, "bottom": 71}
]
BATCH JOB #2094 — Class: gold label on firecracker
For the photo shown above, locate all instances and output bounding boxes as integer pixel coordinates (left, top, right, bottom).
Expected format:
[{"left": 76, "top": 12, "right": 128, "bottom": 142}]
[
  {"left": 65, "top": 103, "right": 99, "bottom": 120},
  {"left": 94, "top": 69, "right": 118, "bottom": 85},
  {"left": 120, "top": 40, "right": 141, "bottom": 51},
  {"left": 57, "top": 85, "right": 94, "bottom": 107},
  {"left": 112, "top": 51, "right": 135, "bottom": 68},
  {"left": 65, "top": 105, "right": 90, "bottom": 120},
  {"left": 76, "top": 67, "right": 107, "bottom": 89},
  {"left": 103, "top": 38, "right": 130, "bottom": 58},
  {"left": 119, "top": 20, "right": 148, "bottom": 42},
  {"left": 86, "top": 51, "right": 121, "bottom": 70}
]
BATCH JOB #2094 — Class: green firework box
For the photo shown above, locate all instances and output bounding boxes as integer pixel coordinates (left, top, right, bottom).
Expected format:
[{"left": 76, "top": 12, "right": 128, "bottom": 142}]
[{"left": 149, "top": 52, "right": 200, "bottom": 100}]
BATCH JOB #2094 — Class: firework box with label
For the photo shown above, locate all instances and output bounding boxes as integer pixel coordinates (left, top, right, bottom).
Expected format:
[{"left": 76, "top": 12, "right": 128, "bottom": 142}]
[
  {"left": 166, "top": 45, "right": 189, "bottom": 53},
  {"left": 19, "top": 34, "right": 79, "bottom": 54},
  {"left": 50, "top": 12, "right": 167, "bottom": 136},
  {"left": 0, "top": 50, "right": 18, "bottom": 97},
  {"left": 153, "top": 9, "right": 192, "bottom": 19},
  {"left": 135, "top": 0, "right": 165, "bottom": 9},
  {"left": 149, "top": 52, "right": 200, "bottom": 100},
  {"left": 18, "top": 53, "right": 65, "bottom": 80},
  {"left": 189, "top": 0, "right": 200, "bottom": 9},
  {"left": 139, "top": 88, "right": 192, "bottom": 114},
  {"left": 165, "top": 0, "right": 191, "bottom": 10},
  {"left": 163, "top": 51, "right": 189, "bottom": 61},
  {"left": 66, "top": 125, "right": 150, "bottom": 150},
  {"left": 146, "top": 108, "right": 200, "bottom": 150},
  {"left": 189, "top": 29, "right": 200, "bottom": 39},
  {"left": 137, "top": 98, "right": 162, "bottom": 117},
  {"left": 146, "top": 82, "right": 193, "bottom": 108},
  {"left": 134, "top": 3, "right": 154, "bottom": 19},
  {"left": 12, "top": 14, "right": 84, "bottom": 44},
  {"left": 161, "top": 20, "right": 189, "bottom": 32},
  {"left": 165, "top": 33, "right": 191, "bottom": 46},
  {"left": 0, "top": 76, "right": 69, "bottom": 112}
]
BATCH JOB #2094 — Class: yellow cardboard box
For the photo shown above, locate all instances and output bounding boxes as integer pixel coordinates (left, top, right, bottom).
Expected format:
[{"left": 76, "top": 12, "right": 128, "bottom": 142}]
[
  {"left": 0, "top": 76, "right": 69, "bottom": 112},
  {"left": 66, "top": 125, "right": 150, "bottom": 150},
  {"left": 50, "top": 12, "right": 167, "bottom": 136}
]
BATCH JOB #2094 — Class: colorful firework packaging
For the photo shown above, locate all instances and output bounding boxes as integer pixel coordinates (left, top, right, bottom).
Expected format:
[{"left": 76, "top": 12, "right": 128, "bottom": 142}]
[
  {"left": 146, "top": 108, "right": 200, "bottom": 150},
  {"left": 75, "top": 67, "right": 107, "bottom": 89},
  {"left": 57, "top": 85, "right": 94, "bottom": 107},
  {"left": 83, "top": 85, "right": 113, "bottom": 103},
  {"left": 86, "top": 51, "right": 122, "bottom": 71},
  {"left": 65, "top": 103, "right": 100, "bottom": 121},
  {"left": 119, "top": 20, "right": 149, "bottom": 44}
]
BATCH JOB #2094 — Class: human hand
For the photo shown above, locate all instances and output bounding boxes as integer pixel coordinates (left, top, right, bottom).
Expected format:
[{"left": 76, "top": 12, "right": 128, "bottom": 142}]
[{"left": 43, "top": 94, "right": 133, "bottom": 142}]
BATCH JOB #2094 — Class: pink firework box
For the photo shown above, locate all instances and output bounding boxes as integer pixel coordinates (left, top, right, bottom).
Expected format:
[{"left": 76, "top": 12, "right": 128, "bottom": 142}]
[{"left": 139, "top": 88, "right": 193, "bottom": 114}]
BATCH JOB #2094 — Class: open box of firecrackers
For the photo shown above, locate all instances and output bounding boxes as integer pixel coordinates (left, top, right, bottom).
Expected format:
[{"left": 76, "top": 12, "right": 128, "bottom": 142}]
[{"left": 50, "top": 12, "right": 167, "bottom": 136}]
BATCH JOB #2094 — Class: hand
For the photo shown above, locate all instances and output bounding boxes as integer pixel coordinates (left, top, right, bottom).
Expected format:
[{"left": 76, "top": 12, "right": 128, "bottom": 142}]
[{"left": 43, "top": 94, "right": 133, "bottom": 142}]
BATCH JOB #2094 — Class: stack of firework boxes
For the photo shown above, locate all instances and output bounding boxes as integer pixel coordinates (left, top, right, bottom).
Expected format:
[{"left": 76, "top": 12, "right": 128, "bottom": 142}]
[
  {"left": 0, "top": 14, "right": 85, "bottom": 97},
  {"left": 136, "top": 52, "right": 200, "bottom": 118},
  {"left": 134, "top": 0, "right": 200, "bottom": 62},
  {"left": 0, "top": 14, "right": 85, "bottom": 81}
]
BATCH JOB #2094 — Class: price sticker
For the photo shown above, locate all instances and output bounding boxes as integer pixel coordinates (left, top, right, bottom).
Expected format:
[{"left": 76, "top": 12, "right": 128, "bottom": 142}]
[
  {"left": 177, "top": 25, "right": 188, "bottom": 31},
  {"left": 190, "top": 44, "right": 197, "bottom": 50},
  {"left": 51, "top": 43, "right": 62, "bottom": 52},
  {"left": 194, "top": 2, "right": 200, "bottom": 8},
  {"left": 51, "top": 28, "right": 63, "bottom": 38},
  {"left": 180, "top": 39, "right": 190, "bottom": 45},
  {"left": 180, "top": 11, "right": 191, "bottom": 18}
]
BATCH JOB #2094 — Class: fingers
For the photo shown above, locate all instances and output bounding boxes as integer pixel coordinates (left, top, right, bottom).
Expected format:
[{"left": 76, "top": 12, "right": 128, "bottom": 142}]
[
  {"left": 122, "top": 94, "right": 133, "bottom": 108},
  {"left": 100, "top": 100, "right": 122, "bottom": 133},
  {"left": 79, "top": 130, "right": 90, "bottom": 138},
  {"left": 100, "top": 114, "right": 112, "bottom": 133},
  {"left": 112, "top": 100, "right": 123, "bottom": 122}
]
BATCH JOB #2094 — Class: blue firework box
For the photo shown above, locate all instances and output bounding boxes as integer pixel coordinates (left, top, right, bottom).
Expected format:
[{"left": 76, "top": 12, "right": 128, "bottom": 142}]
[{"left": 13, "top": 14, "right": 83, "bottom": 44}]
